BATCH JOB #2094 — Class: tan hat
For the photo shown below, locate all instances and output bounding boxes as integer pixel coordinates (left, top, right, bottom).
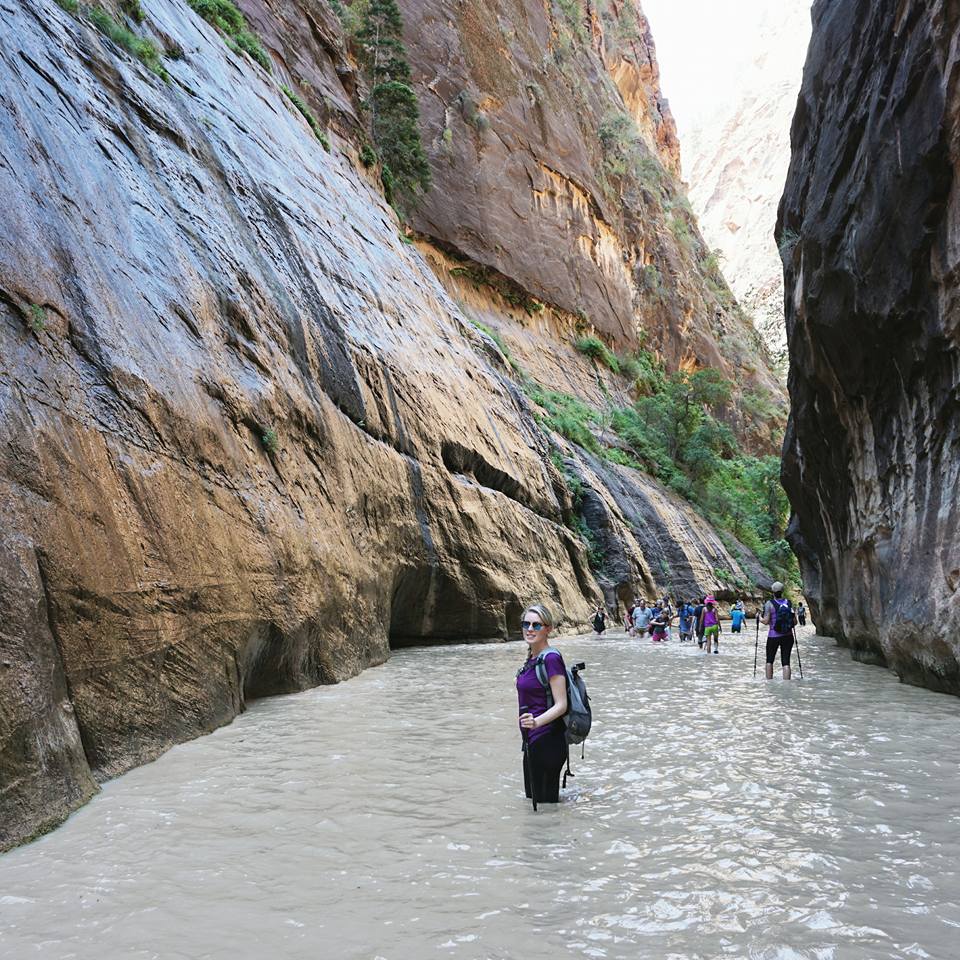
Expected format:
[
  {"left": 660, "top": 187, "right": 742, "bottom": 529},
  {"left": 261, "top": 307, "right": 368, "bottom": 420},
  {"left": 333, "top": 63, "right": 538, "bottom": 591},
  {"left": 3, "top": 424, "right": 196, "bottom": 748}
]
[{"left": 771, "top": 581, "right": 785, "bottom": 593}]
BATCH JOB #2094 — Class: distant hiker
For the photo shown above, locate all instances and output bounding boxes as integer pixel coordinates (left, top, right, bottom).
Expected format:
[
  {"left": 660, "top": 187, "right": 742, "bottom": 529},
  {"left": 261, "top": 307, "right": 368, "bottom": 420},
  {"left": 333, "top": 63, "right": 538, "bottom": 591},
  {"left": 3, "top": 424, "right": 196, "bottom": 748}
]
[
  {"left": 592, "top": 605, "right": 606, "bottom": 635},
  {"left": 649, "top": 605, "right": 668, "bottom": 643},
  {"left": 693, "top": 597, "right": 706, "bottom": 648},
  {"left": 730, "top": 604, "right": 746, "bottom": 634},
  {"left": 700, "top": 595, "right": 721, "bottom": 654},
  {"left": 516, "top": 604, "right": 568, "bottom": 804},
  {"left": 626, "top": 597, "right": 640, "bottom": 635},
  {"left": 632, "top": 600, "right": 653, "bottom": 638},
  {"left": 660, "top": 597, "right": 675, "bottom": 639},
  {"left": 677, "top": 600, "right": 695, "bottom": 643},
  {"left": 733, "top": 598, "right": 744, "bottom": 612},
  {"left": 797, "top": 601, "right": 807, "bottom": 626},
  {"left": 762, "top": 582, "right": 797, "bottom": 680}
]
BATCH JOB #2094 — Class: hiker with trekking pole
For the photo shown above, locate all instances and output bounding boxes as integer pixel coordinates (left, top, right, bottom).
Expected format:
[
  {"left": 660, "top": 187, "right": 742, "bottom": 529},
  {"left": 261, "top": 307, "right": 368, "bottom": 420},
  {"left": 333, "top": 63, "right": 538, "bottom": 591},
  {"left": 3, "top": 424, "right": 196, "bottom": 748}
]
[{"left": 759, "top": 581, "right": 801, "bottom": 679}]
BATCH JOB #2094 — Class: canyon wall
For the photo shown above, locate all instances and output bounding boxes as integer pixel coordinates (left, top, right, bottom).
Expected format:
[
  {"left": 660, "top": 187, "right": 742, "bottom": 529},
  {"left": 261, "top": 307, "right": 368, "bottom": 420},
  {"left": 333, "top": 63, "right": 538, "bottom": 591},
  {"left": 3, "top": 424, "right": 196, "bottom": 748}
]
[
  {"left": 0, "top": 0, "right": 779, "bottom": 850},
  {"left": 679, "top": 1, "right": 811, "bottom": 366},
  {"left": 778, "top": 0, "right": 960, "bottom": 691},
  {"left": 397, "top": 0, "right": 783, "bottom": 433}
]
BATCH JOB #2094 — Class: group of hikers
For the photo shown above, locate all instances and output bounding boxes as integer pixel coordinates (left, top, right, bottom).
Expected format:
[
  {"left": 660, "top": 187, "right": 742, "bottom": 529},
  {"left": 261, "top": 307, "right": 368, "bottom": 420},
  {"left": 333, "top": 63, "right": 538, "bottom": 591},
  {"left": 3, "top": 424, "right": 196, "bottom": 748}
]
[
  {"left": 592, "top": 592, "right": 806, "bottom": 660},
  {"left": 520, "top": 584, "right": 806, "bottom": 805}
]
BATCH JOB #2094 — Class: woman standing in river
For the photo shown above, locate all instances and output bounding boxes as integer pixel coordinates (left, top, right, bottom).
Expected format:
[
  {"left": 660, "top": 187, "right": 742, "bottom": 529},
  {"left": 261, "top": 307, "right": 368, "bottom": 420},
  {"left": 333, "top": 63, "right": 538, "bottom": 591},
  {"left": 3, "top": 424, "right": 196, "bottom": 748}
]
[
  {"left": 762, "top": 582, "right": 796, "bottom": 679},
  {"left": 516, "top": 603, "right": 569, "bottom": 804}
]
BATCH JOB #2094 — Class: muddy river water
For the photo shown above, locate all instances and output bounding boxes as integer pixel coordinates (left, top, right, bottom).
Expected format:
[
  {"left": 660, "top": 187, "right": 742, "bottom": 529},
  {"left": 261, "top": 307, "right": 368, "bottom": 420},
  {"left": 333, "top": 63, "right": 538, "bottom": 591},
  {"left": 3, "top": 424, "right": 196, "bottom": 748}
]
[{"left": 2, "top": 627, "right": 959, "bottom": 959}]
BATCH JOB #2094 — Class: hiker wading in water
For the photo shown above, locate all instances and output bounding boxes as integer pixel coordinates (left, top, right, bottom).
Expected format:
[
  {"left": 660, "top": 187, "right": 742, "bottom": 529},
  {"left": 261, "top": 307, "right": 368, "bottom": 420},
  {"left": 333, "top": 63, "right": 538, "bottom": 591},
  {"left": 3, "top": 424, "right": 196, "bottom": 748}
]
[
  {"left": 516, "top": 604, "right": 568, "bottom": 804},
  {"left": 632, "top": 599, "right": 653, "bottom": 638},
  {"left": 762, "top": 581, "right": 796, "bottom": 679},
  {"left": 700, "top": 595, "right": 721, "bottom": 654}
]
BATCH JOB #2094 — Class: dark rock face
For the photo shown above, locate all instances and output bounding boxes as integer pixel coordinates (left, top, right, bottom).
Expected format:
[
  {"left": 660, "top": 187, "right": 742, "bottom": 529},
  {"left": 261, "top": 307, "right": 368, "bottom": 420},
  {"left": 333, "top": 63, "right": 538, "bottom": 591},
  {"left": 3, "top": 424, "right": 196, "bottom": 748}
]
[
  {"left": 778, "top": 0, "right": 960, "bottom": 691},
  {"left": 568, "top": 450, "right": 771, "bottom": 608}
]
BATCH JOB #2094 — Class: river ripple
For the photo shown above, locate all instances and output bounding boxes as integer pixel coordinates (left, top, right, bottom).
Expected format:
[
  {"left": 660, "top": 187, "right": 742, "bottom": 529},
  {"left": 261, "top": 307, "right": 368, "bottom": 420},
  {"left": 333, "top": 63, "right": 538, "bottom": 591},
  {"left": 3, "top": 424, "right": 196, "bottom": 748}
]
[{"left": 2, "top": 627, "right": 960, "bottom": 959}]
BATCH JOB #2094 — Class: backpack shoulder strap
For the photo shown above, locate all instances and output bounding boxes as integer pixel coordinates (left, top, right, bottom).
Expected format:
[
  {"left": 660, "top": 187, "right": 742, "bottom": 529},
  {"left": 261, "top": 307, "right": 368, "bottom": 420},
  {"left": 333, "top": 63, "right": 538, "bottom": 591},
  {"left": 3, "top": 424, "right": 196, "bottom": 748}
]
[{"left": 534, "top": 647, "right": 563, "bottom": 688}]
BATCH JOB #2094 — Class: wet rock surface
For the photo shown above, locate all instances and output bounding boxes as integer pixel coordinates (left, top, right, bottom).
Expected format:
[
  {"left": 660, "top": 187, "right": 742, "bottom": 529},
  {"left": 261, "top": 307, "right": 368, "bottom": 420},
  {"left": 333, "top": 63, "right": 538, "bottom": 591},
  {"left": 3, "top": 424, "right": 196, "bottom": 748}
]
[
  {"left": 571, "top": 451, "right": 770, "bottom": 608},
  {"left": 1, "top": 0, "right": 777, "bottom": 849},
  {"left": 778, "top": 0, "right": 960, "bottom": 691}
]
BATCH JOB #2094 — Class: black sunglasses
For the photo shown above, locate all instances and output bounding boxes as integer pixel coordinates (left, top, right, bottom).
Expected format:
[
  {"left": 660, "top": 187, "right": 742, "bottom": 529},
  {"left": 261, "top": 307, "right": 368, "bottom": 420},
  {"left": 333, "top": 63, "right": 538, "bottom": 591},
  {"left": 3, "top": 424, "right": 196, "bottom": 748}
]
[{"left": 521, "top": 620, "right": 545, "bottom": 631}]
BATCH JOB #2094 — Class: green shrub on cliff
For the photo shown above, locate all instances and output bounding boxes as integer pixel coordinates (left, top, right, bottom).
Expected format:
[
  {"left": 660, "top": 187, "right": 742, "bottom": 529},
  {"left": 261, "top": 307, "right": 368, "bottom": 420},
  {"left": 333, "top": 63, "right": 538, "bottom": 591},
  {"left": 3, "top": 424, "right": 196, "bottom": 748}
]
[
  {"left": 341, "top": 0, "right": 430, "bottom": 208},
  {"left": 28, "top": 304, "right": 46, "bottom": 333},
  {"left": 778, "top": 229, "right": 800, "bottom": 258},
  {"left": 187, "top": 0, "right": 271, "bottom": 72},
  {"left": 371, "top": 80, "right": 431, "bottom": 205},
  {"left": 282, "top": 85, "right": 331, "bottom": 149},
  {"left": 330, "top": 0, "right": 367, "bottom": 37},
  {"left": 261, "top": 427, "right": 279, "bottom": 454},
  {"left": 617, "top": 349, "right": 661, "bottom": 394},
  {"left": 88, "top": 7, "right": 168, "bottom": 79},
  {"left": 356, "top": 0, "right": 410, "bottom": 82},
  {"left": 468, "top": 319, "right": 509, "bottom": 358},
  {"left": 554, "top": 0, "right": 588, "bottom": 43},
  {"left": 637, "top": 263, "right": 663, "bottom": 301},
  {"left": 120, "top": 0, "right": 145, "bottom": 23},
  {"left": 525, "top": 385, "right": 600, "bottom": 453},
  {"left": 598, "top": 111, "right": 667, "bottom": 198},
  {"left": 575, "top": 336, "right": 620, "bottom": 373}
]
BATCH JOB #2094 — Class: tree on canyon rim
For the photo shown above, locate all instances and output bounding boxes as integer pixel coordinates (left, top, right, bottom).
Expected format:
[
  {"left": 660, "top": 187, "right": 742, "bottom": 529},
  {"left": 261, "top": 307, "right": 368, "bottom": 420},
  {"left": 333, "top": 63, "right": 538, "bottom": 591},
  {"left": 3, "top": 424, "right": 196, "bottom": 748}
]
[{"left": 355, "top": 0, "right": 430, "bottom": 207}]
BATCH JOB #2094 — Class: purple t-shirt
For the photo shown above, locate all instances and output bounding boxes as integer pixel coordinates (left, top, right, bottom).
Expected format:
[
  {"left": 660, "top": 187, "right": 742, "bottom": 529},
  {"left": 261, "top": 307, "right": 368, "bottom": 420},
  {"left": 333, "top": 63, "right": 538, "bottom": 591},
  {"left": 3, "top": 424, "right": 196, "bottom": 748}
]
[
  {"left": 703, "top": 607, "right": 719, "bottom": 628},
  {"left": 516, "top": 650, "right": 565, "bottom": 743}
]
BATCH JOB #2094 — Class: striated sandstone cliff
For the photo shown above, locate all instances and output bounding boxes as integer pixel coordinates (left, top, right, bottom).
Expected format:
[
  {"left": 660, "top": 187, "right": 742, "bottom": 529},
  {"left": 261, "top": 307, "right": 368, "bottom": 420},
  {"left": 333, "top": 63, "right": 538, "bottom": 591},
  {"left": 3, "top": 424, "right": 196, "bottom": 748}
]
[
  {"left": 1, "top": 0, "right": 779, "bottom": 850},
  {"left": 778, "top": 0, "right": 960, "bottom": 692}
]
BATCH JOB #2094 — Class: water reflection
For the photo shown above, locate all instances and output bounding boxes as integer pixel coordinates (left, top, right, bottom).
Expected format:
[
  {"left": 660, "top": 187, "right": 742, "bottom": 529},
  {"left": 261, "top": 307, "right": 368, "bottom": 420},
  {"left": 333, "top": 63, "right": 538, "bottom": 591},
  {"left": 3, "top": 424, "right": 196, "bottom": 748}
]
[{"left": 1, "top": 629, "right": 959, "bottom": 959}]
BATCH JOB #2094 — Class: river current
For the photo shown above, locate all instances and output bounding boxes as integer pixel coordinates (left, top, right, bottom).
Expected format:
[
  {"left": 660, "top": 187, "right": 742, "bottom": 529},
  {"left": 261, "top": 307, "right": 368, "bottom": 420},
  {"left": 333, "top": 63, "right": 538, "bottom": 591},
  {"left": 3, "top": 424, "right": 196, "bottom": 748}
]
[{"left": 2, "top": 627, "right": 959, "bottom": 959}]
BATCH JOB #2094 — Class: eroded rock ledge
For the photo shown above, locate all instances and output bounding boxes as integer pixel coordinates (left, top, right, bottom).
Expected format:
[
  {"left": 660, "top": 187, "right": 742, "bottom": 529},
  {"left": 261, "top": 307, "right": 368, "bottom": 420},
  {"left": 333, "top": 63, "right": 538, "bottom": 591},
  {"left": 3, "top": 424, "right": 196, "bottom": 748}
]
[{"left": 778, "top": 0, "right": 960, "bottom": 692}]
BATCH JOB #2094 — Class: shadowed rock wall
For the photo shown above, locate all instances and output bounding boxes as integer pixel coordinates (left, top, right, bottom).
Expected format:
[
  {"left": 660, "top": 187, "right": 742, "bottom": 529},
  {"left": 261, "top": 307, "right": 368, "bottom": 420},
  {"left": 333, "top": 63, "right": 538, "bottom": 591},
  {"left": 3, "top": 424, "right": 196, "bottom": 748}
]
[
  {"left": 778, "top": 0, "right": 960, "bottom": 691},
  {"left": 565, "top": 448, "right": 770, "bottom": 608}
]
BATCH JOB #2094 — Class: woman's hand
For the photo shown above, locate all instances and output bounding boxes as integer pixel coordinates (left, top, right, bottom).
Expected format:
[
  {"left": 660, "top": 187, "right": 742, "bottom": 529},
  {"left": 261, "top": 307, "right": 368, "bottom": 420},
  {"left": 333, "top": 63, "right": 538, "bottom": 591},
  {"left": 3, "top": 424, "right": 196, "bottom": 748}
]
[{"left": 519, "top": 712, "right": 537, "bottom": 730}]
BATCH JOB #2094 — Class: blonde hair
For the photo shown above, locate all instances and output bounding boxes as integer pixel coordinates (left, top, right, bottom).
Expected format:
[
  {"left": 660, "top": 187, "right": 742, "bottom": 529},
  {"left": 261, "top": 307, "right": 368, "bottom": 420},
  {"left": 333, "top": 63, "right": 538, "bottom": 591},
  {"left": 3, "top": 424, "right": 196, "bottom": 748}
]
[{"left": 522, "top": 602, "right": 555, "bottom": 628}]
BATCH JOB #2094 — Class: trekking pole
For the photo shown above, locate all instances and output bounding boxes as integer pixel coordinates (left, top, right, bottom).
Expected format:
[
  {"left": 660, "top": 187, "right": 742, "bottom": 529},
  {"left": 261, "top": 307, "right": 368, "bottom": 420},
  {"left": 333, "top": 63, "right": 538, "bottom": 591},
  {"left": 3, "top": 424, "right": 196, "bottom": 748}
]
[
  {"left": 753, "top": 614, "right": 760, "bottom": 678},
  {"left": 792, "top": 628, "right": 803, "bottom": 679},
  {"left": 520, "top": 704, "right": 538, "bottom": 812}
]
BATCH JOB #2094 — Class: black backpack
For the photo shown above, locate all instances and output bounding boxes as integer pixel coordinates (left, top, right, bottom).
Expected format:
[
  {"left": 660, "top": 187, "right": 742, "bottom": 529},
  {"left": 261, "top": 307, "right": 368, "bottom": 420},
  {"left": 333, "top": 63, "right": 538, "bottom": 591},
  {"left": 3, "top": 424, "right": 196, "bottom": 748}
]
[
  {"left": 772, "top": 598, "right": 796, "bottom": 633},
  {"left": 534, "top": 648, "right": 592, "bottom": 745},
  {"left": 535, "top": 648, "right": 592, "bottom": 788}
]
